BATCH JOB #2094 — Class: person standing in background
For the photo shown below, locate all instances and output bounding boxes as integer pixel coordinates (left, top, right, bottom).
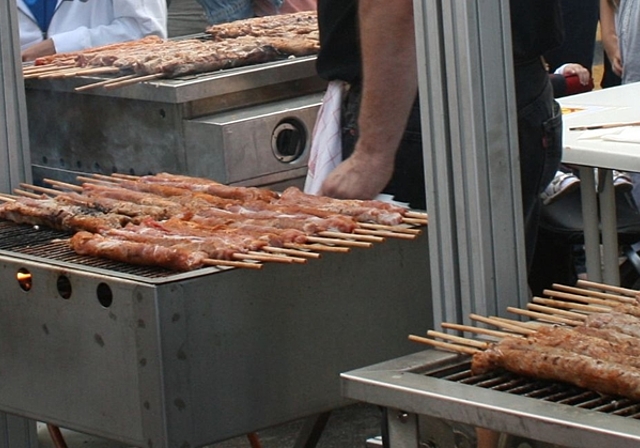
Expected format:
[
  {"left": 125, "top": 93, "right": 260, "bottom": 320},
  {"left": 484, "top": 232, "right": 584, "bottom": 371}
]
[
  {"left": 315, "top": 0, "right": 563, "bottom": 272},
  {"left": 600, "top": 0, "right": 640, "bottom": 84},
  {"left": 19, "top": 0, "right": 167, "bottom": 62},
  {"left": 544, "top": 0, "right": 600, "bottom": 73}
]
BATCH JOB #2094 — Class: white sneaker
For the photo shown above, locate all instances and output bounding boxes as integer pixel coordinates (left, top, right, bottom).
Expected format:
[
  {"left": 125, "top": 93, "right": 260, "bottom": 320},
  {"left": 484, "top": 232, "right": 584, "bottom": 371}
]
[
  {"left": 613, "top": 170, "right": 633, "bottom": 192},
  {"left": 541, "top": 170, "right": 581, "bottom": 205}
]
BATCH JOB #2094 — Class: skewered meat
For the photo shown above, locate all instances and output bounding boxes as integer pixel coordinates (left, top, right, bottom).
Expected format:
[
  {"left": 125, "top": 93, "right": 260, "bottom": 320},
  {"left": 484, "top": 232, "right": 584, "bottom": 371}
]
[
  {"left": 472, "top": 335, "right": 640, "bottom": 400},
  {"left": 70, "top": 231, "right": 210, "bottom": 271},
  {"left": 32, "top": 12, "right": 319, "bottom": 79},
  {"left": 584, "top": 311, "right": 640, "bottom": 338}
]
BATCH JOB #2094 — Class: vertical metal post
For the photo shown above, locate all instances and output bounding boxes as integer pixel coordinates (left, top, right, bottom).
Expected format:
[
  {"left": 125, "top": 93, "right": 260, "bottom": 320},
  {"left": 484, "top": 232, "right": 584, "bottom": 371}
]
[
  {"left": 1, "top": 0, "right": 31, "bottom": 194},
  {"left": 0, "top": 1, "right": 37, "bottom": 447},
  {"left": 414, "top": 0, "right": 528, "bottom": 326}
]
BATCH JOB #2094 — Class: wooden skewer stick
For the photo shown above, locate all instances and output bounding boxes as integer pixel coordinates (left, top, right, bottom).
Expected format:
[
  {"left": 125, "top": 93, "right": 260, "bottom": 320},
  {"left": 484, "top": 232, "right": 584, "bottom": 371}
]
[
  {"left": 408, "top": 334, "right": 479, "bottom": 355},
  {"left": 233, "top": 253, "right": 295, "bottom": 263},
  {"left": 404, "top": 211, "right": 428, "bottom": 219},
  {"left": 23, "top": 64, "right": 70, "bottom": 74},
  {"left": 358, "top": 222, "right": 421, "bottom": 234},
  {"left": 43, "top": 178, "right": 83, "bottom": 192},
  {"left": 248, "top": 251, "right": 306, "bottom": 264},
  {"left": 469, "top": 313, "right": 537, "bottom": 335},
  {"left": 575, "top": 279, "right": 639, "bottom": 298},
  {"left": 89, "top": 173, "right": 126, "bottom": 183},
  {"left": 0, "top": 193, "right": 17, "bottom": 202},
  {"left": 12, "top": 188, "right": 43, "bottom": 199},
  {"left": 525, "top": 303, "right": 587, "bottom": 320},
  {"left": 427, "top": 330, "right": 489, "bottom": 349},
  {"left": 38, "top": 67, "right": 95, "bottom": 79},
  {"left": 18, "top": 183, "right": 61, "bottom": 196},
  {"left": 203, "top": 259, "right": 262, "bottom": 269},
  {"left": 489, "top": 315, "right": 546, "bottom": 330},
  {"left": 532, "top": 296, "right": 610, "bottom": 314},
  {"left": 23, "top": 66, "right": 78, "bottom": 79},
  {"left": 506, "top": 306, "right": 583, "bottom": 326},
  {"left": 76, "top": 175, "right": 120, "bottom": 186},
  {"left": 317, "top": 231, "right": 383, "bottom": 243},
  {"left": 552, "top": 283, "right": 636, "bottom": 304},
  {"left": 402, "top": 217, "right": 428, "bottom": 226},
  {"left": 109, "top": 173, "right": 141, "bottom": 180},
  {"left": 69, "top": 66, "right": 121, "bottom": 77},
  {"left": 353, "top": 228, "right": 416, "bottom": 240},
  {"left": 440, "top": 322, "right": 521, "bottom": 339},
  {"left": 103, "top": 73, "right": 164, "bottom": 90},
  {"left": 306, "top": 236, "right": 372, "bottom": 248},
  {"left": 542, "top": 288, "right": 619, "bottom": 307},
  {"left": 262, "top": 246, "right": 320, "bottom": 259},
  {"left": 284, "top": 243, "right": 349, "bottom": 253},
  {"left": 75, "top": 74, "right": 138, "bottom": 92}
]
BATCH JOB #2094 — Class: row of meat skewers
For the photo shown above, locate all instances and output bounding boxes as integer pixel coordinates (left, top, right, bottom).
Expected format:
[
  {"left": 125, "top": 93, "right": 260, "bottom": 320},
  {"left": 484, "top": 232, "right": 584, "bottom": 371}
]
[
  {"left": 411, "top": 280, "right": 640, "bottom": 402},
  {"left": 0, "top": 172, "right": 427, "bottom": 272},
  {"left": 22, "top": 11, "right": 320, "bottom": 91}
]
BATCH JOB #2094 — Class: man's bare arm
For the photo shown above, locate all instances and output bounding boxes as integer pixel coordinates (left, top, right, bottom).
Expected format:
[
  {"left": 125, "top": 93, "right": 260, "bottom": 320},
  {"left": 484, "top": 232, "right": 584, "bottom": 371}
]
[{"left": 319, "top": 0, "right": 419, "bottom": 200}]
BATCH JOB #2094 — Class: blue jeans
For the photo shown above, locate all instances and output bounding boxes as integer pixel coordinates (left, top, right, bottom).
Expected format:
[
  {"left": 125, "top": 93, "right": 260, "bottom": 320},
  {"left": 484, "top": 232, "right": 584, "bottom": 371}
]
[
  {"left": 195, "top": 0, "right": 285, "bottom": 24},
  {"left": 515, "top": 58, "right": 563, "bottom": 269},
  {"left": 195, "top": 0, "right": 253, "bottom": 24}
]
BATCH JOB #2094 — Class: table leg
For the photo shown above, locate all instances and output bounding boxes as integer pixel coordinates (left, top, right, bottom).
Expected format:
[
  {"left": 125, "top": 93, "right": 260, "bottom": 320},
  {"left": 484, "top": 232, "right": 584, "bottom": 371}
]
[
  {"left": 598, "top": 169, "right": 621, "bottom": 285},
  {"left": 579, "top": 166, "right": 602, "bottom": 283}
]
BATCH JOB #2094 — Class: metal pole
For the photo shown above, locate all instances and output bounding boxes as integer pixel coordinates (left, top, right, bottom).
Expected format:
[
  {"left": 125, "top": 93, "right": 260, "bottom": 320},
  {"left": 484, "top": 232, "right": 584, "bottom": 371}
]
[
  {"left": 414, "top": 0, "right": 528, "bottom": 326},
  {"left": 0, "top": 1, "right": 38, "bottom": 447},
  {"left": 0, "top": 0, "right": 31, "bottom": 194}
]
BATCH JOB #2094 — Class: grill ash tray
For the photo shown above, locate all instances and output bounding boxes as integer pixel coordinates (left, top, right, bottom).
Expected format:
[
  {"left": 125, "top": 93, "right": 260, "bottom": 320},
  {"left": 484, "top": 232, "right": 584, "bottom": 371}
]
[{"left": 342, "top": 350, "right": 640, "bottom": 448}]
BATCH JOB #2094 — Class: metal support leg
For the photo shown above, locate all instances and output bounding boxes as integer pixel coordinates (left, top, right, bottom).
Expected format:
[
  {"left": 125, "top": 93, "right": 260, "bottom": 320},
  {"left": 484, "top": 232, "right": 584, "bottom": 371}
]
[
  {"left": 0, "top": 413, "right": 38, "bottom": 448},
  {"left": 386, "top": 409, "right": 419, "bottom": 448},
  {"left": 599, "top": 169, "right": 620, "bottom": 285},
  {"left": 293, "top": 412, "right": 331, "bottom": 448},
  {"left": 579, "top": 166, "right": 602, "bottom": 283}
]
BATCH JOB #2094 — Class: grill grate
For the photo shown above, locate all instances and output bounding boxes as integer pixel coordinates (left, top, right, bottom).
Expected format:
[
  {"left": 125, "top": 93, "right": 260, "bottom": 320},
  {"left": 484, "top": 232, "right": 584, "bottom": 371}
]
[
  {"left": 0, "top": 221, "right": 180, "bottom": 278},
  {"left": 425, "top": 359, "right": 640, "bottom": 419}
]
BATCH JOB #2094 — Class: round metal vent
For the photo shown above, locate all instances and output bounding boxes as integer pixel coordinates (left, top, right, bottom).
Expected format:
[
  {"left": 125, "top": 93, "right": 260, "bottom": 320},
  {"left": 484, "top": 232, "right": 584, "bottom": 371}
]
[{"left": 271, "top": 118, "right": 307, "bottom": 163}]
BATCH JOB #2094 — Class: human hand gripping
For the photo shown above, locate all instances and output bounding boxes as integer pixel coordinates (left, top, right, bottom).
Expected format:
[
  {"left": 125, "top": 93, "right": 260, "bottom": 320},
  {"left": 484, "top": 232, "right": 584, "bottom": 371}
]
[
  {"left": 556, "top": 63, "right": 592, "bottom": 85},
  {"left": 319, "top": 148, "right": 395, "bottom": 200},
  {"left": 22, "top": 39, "right": 56, "bottom": 62}
]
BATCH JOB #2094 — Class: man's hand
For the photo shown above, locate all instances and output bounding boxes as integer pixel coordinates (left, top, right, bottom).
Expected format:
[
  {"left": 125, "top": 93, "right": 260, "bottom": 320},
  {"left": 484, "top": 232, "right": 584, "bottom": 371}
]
[
  {"left": 319, "top": 148, "right": 395, "bottom": 200},
  {"left": 22, "top": 39, "right": 56, "bottom": 62}
]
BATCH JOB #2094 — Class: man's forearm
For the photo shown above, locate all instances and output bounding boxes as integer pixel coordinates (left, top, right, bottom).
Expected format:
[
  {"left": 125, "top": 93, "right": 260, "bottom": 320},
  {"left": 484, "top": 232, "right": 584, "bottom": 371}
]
[{"left": 356, "top": 0, "right": 418, "bottom": 159}]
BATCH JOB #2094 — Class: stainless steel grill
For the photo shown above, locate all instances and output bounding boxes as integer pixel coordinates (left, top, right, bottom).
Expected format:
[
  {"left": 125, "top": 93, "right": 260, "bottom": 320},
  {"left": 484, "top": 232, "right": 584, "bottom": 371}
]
[
  {"left": 342, "top": 350, "right": 640, "bottom": 448},
  {"left": 25, "top": 55, "right": 325, "bottom": 190},
  {"left": 0, "top": 219, "right": 431, "bottom": 447}
]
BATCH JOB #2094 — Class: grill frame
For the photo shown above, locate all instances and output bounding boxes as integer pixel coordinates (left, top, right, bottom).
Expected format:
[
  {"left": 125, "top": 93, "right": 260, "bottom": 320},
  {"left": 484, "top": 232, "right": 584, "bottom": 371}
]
[
  {"left": 0, "top": 221, "right": 432, "bottom": 447},
  {"left": 342, "top": 349, "right": 640, "bottom": 448}
]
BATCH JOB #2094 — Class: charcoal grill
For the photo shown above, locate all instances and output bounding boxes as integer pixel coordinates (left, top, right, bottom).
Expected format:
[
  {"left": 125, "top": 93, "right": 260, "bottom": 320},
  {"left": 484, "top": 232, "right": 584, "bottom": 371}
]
[
  {"left": 0, "top": 220, "right": 431, "bottom": 447},
  {"left": 24, "top": 53, "right": 325, "bottom": 190},
  {"left": 342, "top": 349, "right": 640, "bottom": 448}
]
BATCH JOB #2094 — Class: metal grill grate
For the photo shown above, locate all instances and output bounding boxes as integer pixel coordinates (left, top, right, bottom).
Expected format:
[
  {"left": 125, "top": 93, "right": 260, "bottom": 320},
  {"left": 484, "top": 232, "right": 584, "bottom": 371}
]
[
  {"left": 0, "top": 221, "right": 181, "bottom": 278},
  {"left": 425, "top": 359, "right": 640, "bottom": 419}
]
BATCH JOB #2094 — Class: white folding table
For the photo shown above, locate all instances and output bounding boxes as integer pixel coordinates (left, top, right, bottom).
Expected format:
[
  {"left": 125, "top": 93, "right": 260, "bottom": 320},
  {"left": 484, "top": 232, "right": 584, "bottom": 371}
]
[{"left": 557, "top": 82, "right": 640, "bottom": 285}]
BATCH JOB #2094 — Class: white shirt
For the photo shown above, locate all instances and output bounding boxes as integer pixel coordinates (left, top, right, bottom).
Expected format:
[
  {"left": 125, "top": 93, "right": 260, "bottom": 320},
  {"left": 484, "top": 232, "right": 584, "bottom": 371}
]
[{"left": 18, "top": 0, "right": 167, "bottom": 54}]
